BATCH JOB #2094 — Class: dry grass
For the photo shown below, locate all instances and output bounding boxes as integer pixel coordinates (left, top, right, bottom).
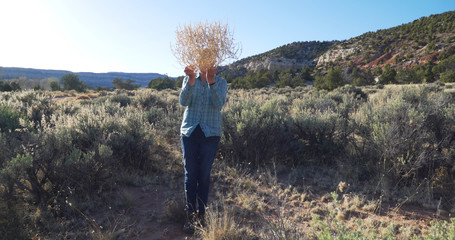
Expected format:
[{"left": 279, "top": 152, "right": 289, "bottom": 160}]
[
  {"left": 197, "top": 204, "right": 256, "bottom": 240},
  {"left": 52, "top": 90, "right": 76, "bottom": 98},
  {"left": 171, "top": 20, "right": 241, "bottom": 70},
  {"left": 76, "top": 93, "right": 99, "bottom": 100}
]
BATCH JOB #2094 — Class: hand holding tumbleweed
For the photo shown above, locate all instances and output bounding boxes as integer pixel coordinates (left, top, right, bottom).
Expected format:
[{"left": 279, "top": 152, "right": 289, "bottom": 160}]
[
  {"left": 172, "top": 20, "right": 241, "bottom": 70},
  {"left": 199, "top": 66, "right": 217, "bottom": 84},
  {"left": 184, "top": 65, "right": 197, "bottom": 86}
]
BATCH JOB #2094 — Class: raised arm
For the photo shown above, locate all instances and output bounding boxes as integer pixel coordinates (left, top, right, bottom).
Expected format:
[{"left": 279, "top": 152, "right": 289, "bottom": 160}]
[{"left": 179, "top": 66, "right": 196, "bottom": 106}]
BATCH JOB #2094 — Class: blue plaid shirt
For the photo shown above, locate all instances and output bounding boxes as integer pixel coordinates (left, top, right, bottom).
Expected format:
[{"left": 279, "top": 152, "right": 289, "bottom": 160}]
[{"left": 179, "top": 75, "right": 228, "bottom": 137}]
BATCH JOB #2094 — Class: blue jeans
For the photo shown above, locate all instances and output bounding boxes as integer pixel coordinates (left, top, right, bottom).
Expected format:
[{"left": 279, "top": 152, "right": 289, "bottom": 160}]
[{"left": 181, "top": 125, "right": 220, "bottom": 213}]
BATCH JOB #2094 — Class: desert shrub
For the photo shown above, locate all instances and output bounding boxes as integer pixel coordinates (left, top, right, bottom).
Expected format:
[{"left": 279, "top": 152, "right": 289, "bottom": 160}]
[
  {"left": 0, "top": 104, "right": 26, "bottom": 132},
  {"left": 133, "top": 89, "right": 168, "bottom": 110},
  {"left": 134, "top": 89, "right": 183, "bottom": 141},
  {"left": 291, "top": 96, "right": 344, "bottom": 161},
  {"left": 0, "top": 91, "right": 162, "bottom": 237},
  {"left": 289, "top": 90, "right": 362, "bottom": 164},
  {"left": 109, "top": 94, "right": 131, "bottom": 107},
  {"left": 0, "top": 110, "right": 118, "bottom": 203},
  {"left": 1, "top": 91, "right": 54, "bottom": 129},
  {"left": 106, "top": 112, "right": 154, "bottom": 171},
  {"left": 424, "top": 218, "right": 455, "bottom": 240},
  {"left": 0, "top": 199, "right": 28, "bottom": 239},
  {"left": 333, "top": 85, "right": 368, "bottom": 101},
  {"left": 358, "top": 86, "right": 455, "bottom": 203},
  {"left": 220, "top": 99, "right": 297, "bottom": 167}
]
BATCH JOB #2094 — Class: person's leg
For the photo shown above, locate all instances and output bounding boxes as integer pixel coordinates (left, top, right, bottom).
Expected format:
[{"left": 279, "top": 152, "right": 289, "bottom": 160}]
[
  {"left": 196, "top": 135, "right": 220, "bottom": 213},
  {"left": 181, "top": 134, "right": 200, "bottom": 214}
]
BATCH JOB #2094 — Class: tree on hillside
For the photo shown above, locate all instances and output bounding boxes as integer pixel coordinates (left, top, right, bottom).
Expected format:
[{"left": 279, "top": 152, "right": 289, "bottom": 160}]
[
  {"left": 314, "top": 67, "right": 345, "bottom": 91},
  {"left": 49, "top": 79, "right": 61, "bottom": 91},
  {"left": 147, "top": 76, "right": 176, "bottom": 90},
  {"left": 377, "top": 64, "right": 397, "bottom": 84},
  {"left": 112, "top": 78, "right": 140, "bottom": 90},
  {"left": 352, "top": 68, "right": 375, "bottom": 86},
  {"left": 301, "top": 66, "right": 314, "bottom": 82},
  {"left": 440, "top": 70, "right": 455, "bottom": 83},
  {"left": 231, "top": 69, "right": 273, "bottom": 89},
  {"left": 0, "top": 80, "right": 21, "bottom": 92},
  {"left": 433, "top": 55, "right": 455, "bottom": 81},
  {"left": 61, "top": 73, "right": 87, "bottom": 92},
  {"left": 275, "top": 71, "right": 293, "bottom": 88},
  {"left": 175, "top": 76, "right": 185, "bottom": 88},
  {"left": 396, "top": 68, "right": 422, "bottom": 84}
]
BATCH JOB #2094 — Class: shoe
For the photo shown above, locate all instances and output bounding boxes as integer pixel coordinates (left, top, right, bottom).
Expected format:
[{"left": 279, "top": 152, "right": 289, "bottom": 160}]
[
  {"left": 183, "top": 213, "right": 196, "bottom": 234},
  {"left": 197, "top": 211, "right": 206, "bottom": 228}
]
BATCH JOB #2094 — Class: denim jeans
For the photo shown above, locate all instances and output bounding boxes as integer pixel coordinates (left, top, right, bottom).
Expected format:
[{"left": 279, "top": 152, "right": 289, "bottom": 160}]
[{"left": 181, "top": 125, "right": 220, "bottom": 213}]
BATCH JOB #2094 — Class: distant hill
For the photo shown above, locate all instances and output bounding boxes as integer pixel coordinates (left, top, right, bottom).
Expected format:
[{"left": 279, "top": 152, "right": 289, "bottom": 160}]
[
  {"left": 0, "top": 67, "right": 167, "bottom": 88},
  {"left": 221, "top": 10, "right": 455, "bottom": 77}
]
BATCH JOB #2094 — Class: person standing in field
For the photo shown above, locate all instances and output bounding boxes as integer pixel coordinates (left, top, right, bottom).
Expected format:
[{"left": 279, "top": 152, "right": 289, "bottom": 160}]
[{"left": 179, "top": 65, "right": 228, "bottom": 234}]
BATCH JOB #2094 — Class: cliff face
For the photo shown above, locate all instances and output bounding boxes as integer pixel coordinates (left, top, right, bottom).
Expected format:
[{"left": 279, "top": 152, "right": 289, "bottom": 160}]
[
  {"left": 317, "top": 47, "right": 360, "bottom": 66},
  {"left": 220, "top": 41, "right": 334, "bottom": 77},
  {"left": 222, "top": 11, "right": 455, "bottom": 78},
  {"left": 245, "top": 57, "right": 312, "bottom": 72}
]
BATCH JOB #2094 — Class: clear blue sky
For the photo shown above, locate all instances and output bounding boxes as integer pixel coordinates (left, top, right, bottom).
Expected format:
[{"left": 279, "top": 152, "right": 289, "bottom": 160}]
[{"left": 1, "top": 0, "right": 454, "bottom": 77}]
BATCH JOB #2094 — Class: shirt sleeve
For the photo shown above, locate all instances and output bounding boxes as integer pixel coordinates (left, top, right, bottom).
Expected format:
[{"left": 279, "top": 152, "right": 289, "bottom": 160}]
[
  {"left": 209, "top": 76, "right": 227, "bottom": 108},
  {"left": 179, "top": 76, "right": 194, "bottom": 106}
]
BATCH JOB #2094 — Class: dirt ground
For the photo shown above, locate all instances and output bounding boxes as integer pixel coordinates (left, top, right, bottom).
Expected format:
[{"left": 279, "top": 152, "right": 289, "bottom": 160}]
[
  {"left": 109, "top": 180, "right": 449, "bottom": 240},
  {"left": 114, "top": 185, "right": 194, "bottom": 240}
]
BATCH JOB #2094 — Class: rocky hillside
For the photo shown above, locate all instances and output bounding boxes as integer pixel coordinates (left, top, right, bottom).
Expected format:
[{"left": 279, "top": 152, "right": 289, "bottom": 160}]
[
  {"left": 222, "top": 10, "right": 455, "bottom": 77},
  {"left": 318, "top": 10, "right": 455, "bottom": 71},
  {"left": 219, "top": 41, "right": 334, "bottom": 78}
]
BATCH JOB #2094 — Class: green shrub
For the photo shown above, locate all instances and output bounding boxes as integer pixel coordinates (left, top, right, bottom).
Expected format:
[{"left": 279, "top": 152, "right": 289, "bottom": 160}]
[
  {"left": 440, "top": 70, "right": 455, "bottom": 83},
  {"left": 425, "top": 218, "right": 455, "bottom": 240},
  {"left": 0, "top": 199, "right": 29, "bottom": 239},
  {"left": 0, "top": 104, "right": 25, "bottom": 132},
  {"left": 291, "top": 96, "right": 347, "bottom": 161},
  {"left": 359, "top": 86, "right": 455, "bottom": 202},
  {"left": 107, "top": 114, "right": 154, "bottom": 171},
  {"left": 314, "top": 67, "right": 345, "bottom": 91},
  {"left": 147, "top": 76, "right": 176, "bottom": 90},
  {"left": 220, "top": 99, "right": 297, "bottom": 167},
  {"left": 60, "top": 73, "right": 87, "bottom": 92},
  {"left": 109, "top": 94, "right": 131, "bottom": 107}
]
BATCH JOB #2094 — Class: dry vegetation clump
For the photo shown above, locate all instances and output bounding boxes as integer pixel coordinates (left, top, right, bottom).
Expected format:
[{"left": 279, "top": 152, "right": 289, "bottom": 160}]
[
  {"left": 197, "top": 203, "right": 257, "bottom": 240},
  {"left": 75, "top": 92, "right": 99, "bottom": 100},
  {"left": 52, "top": 90, "right": 76, "bottom": 98},
  {"left": 172, "top": 20, "right": 241, "bottom": 69}
]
